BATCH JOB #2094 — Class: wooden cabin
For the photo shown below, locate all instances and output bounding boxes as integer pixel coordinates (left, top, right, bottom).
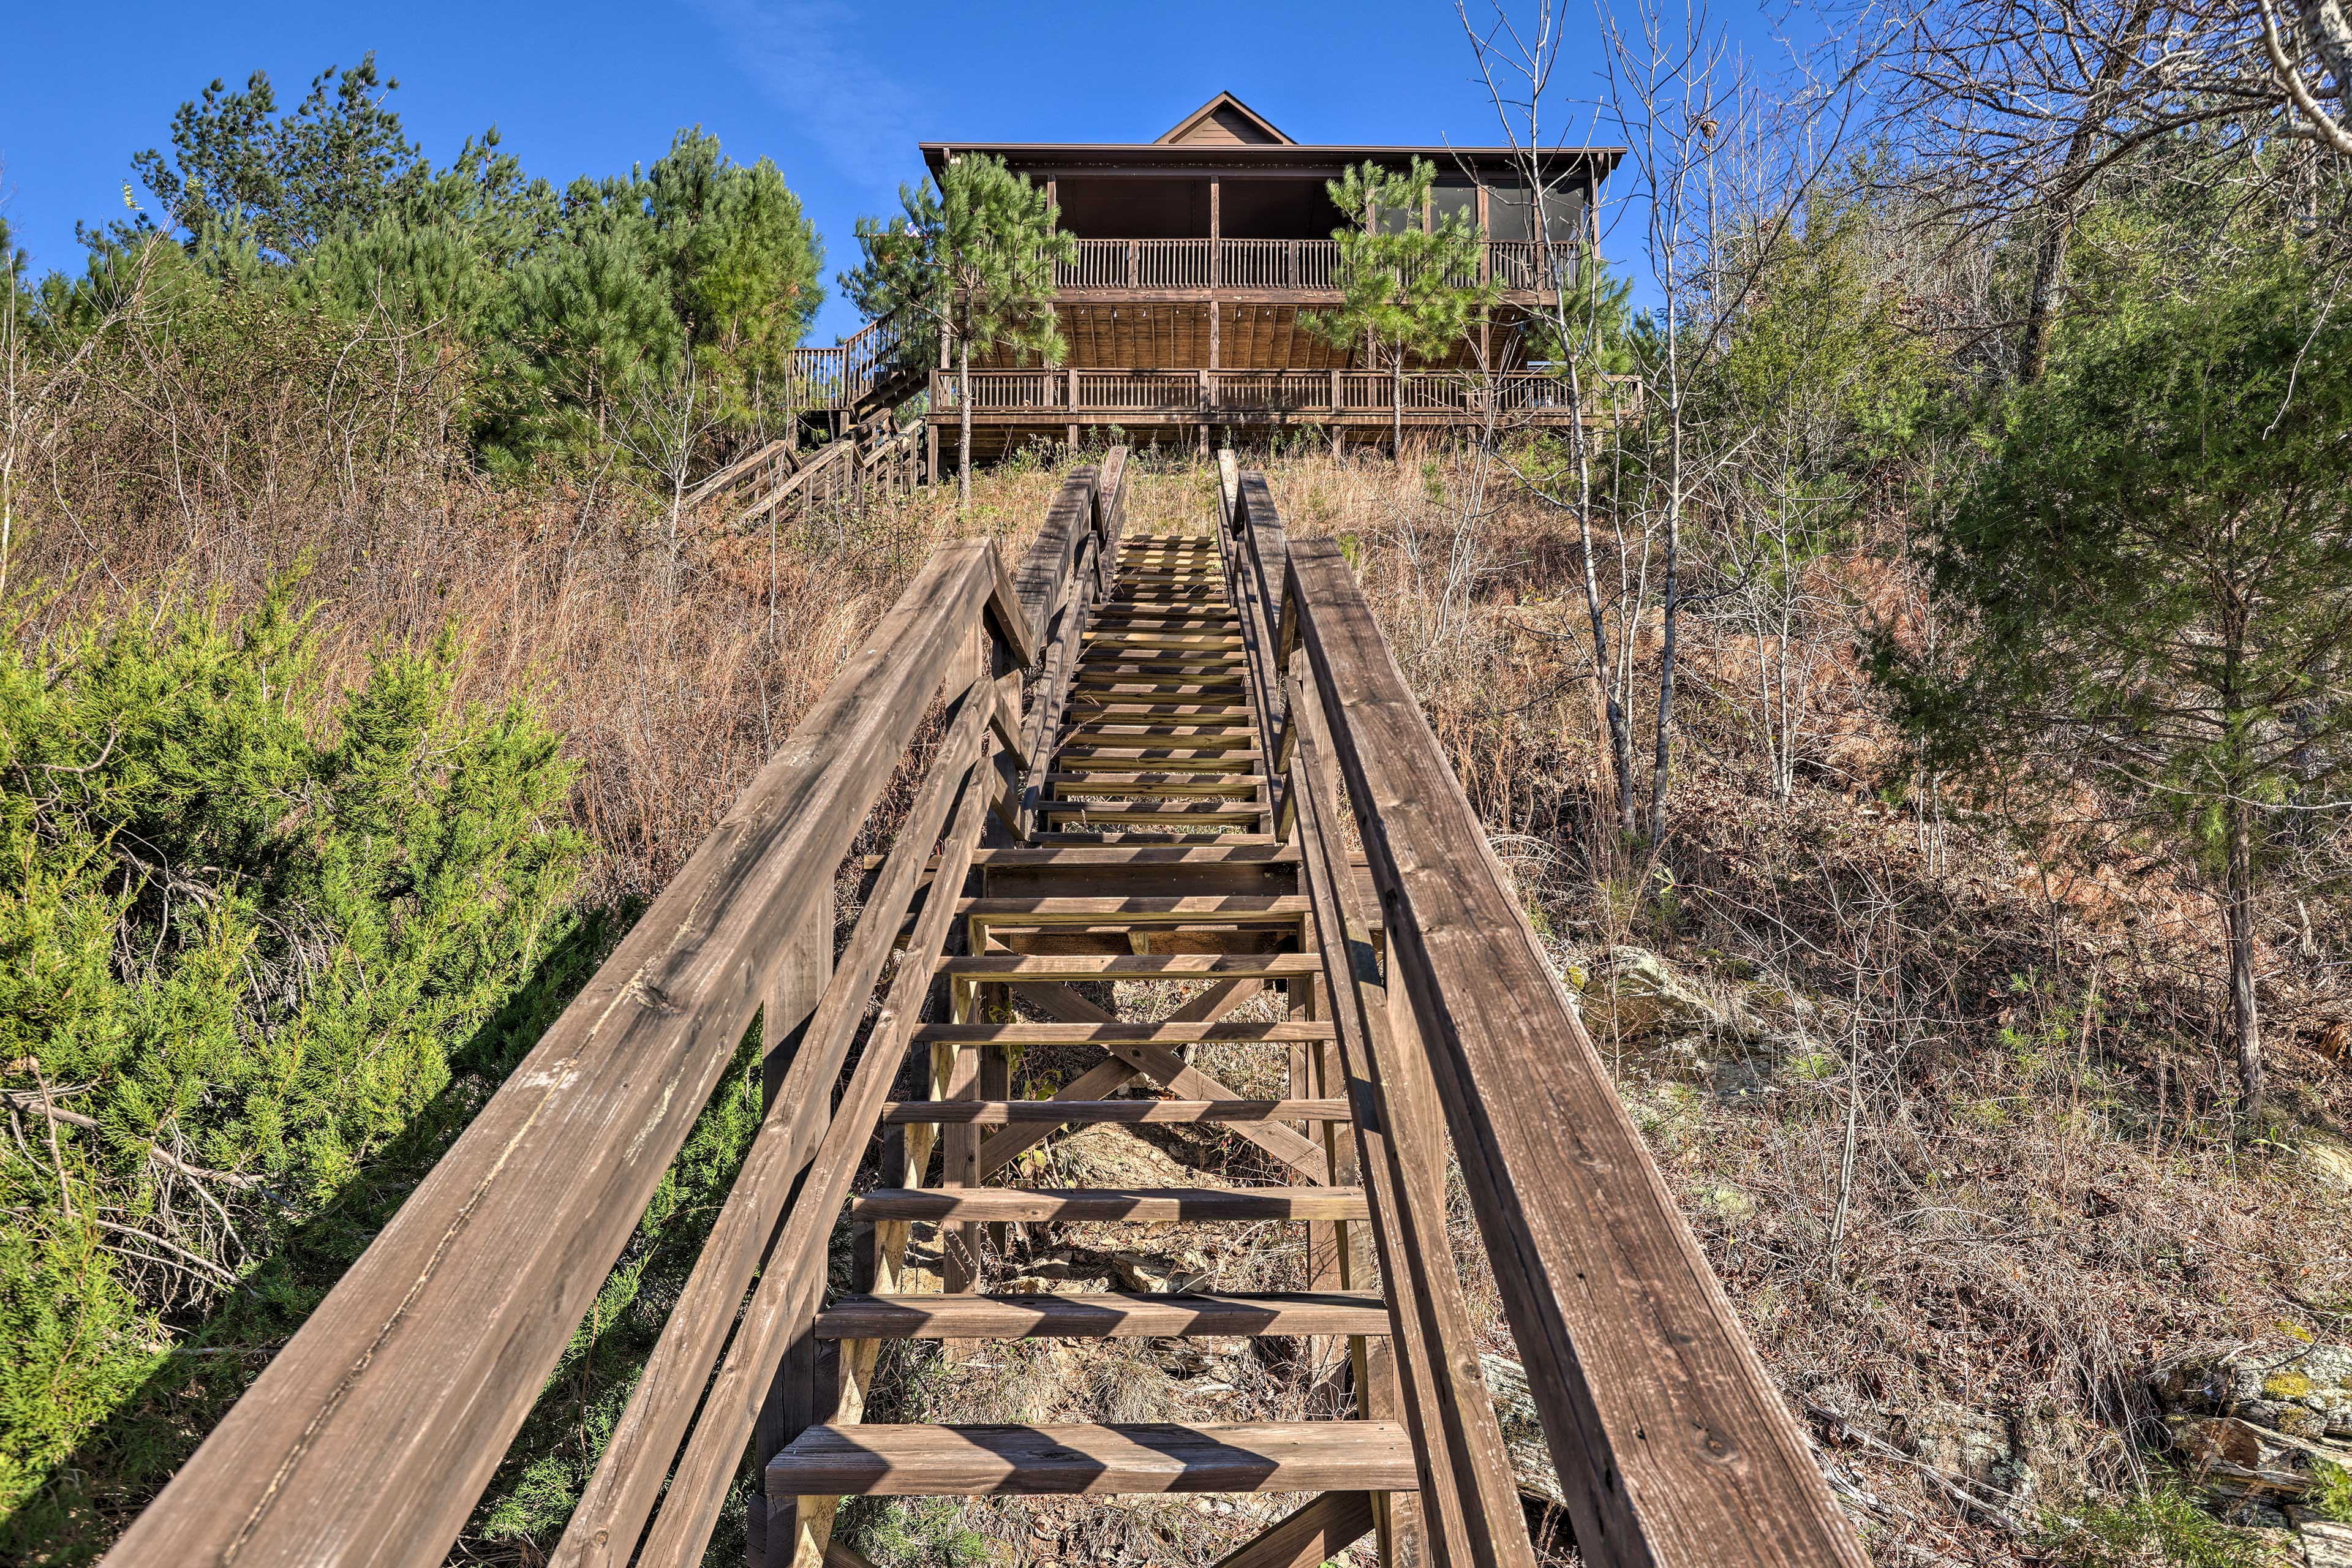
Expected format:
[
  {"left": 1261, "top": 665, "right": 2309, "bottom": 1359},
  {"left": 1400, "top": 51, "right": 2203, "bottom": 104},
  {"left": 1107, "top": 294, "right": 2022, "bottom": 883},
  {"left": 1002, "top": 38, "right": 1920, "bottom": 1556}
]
[{"left": 921, "top": 91, "right": 1624, "bottom": 462}]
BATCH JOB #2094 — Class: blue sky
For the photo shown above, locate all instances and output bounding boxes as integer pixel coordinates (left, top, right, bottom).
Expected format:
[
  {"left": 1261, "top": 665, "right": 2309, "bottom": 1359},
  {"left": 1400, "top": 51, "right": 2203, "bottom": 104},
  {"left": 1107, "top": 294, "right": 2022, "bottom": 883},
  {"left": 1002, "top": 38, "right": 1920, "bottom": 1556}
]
[{"left": 2, "top": 0, "right": 1672, "bottom": 341}]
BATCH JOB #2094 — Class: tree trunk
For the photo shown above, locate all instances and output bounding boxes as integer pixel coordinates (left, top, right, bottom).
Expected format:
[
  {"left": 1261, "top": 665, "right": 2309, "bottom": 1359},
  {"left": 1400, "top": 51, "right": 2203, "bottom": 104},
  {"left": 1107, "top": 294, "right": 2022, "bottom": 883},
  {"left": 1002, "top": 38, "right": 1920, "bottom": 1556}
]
[
  {"left": 1649, "top": 388, "right": 1684, "bottom": 850},
  {"left": 2018, "top": 0, "right": 2158, "bottom": 382},
  {"left": 2227, "top": 803, "right": 2264, "bottom": 1121},
  {"left": 1563, "top": 355, "right": 1638, "bottom": 839},
  {"left": 957, "top": 337, "right": 973, "bottom": 512},
  {"left": 1391, "top": 356, "right": 1404, "bottom": 458}
]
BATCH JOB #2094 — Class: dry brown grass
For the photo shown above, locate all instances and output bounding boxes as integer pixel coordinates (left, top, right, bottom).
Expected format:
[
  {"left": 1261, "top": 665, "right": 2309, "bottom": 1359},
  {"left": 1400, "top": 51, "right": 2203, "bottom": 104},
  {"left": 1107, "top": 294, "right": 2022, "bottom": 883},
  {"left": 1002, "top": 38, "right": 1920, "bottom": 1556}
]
[{"left": 15, "top": 432, "right": 1081, "bottom": 904}]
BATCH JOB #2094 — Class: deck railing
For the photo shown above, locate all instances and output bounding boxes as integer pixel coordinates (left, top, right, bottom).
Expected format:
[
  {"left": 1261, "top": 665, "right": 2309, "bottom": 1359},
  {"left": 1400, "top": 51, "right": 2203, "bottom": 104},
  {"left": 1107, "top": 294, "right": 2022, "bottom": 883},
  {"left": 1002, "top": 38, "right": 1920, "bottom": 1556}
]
[
  {"left": 1059, "top": 238, "right": 1215, "bottom": 289},
  {"left": 1487, "top": 239, "right": 1580, "bottom": 291},
  {"left": 779, "top": 313, "right": 918, "bottom": 413},
  {"left": 1074, "top": 368, "right": 1200, "bottom": 412},
  {"left": 932, "top": 367, "right": 1640, "bottom": 421},
  {"left": 1214, "top": 238, "right": 1341, "bottom": 290},
  {"left": 1218, "top": 456, "right": 1870, "bottom": 1568},
  {"left": 1051, "top": 238, "right": 1578, "bottom": 292}
]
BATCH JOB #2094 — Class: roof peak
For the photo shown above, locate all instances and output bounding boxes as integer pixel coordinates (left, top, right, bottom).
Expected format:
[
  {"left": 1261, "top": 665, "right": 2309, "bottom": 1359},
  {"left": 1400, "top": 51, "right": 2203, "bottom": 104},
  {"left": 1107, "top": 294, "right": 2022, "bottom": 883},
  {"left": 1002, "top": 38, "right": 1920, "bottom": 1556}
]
[{"left": 1156, "top": 91, "right": 1293, "bottom": 146}]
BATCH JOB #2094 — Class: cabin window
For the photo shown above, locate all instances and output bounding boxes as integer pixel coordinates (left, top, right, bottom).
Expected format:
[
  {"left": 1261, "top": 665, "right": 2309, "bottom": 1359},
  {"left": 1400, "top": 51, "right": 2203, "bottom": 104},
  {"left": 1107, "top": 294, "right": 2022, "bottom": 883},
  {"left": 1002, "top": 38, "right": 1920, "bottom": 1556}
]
[
  {"left": 1374, "top": 194, "right": 1418, "bottom": 235},
  {"left": 1433, "top": 176, "right": 1479, "bottom": 232},
  {"left": 1224, "top": 178, "right": 1348, "bottom": 240},
  {"left": 1487, "top": 183, "right": 1534, "bottom": 243},
  {"left": 1485, "top": 180, "right": 1586, "bottom": 245}
]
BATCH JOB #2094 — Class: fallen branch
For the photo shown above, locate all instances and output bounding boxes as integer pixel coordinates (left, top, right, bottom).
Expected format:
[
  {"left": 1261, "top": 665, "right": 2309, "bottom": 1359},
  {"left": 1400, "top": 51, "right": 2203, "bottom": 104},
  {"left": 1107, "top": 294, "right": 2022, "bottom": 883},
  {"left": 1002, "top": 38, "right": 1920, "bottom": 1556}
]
[
  {"left": 0, "top": 1089, "right": 301, "bottom": 1211},
  {"left": 88, "top": 1216, "right": 239, "bottom": 1287},
  {"left": 1804, "top": 1402, "right": 2030, "bottom": 1538}
]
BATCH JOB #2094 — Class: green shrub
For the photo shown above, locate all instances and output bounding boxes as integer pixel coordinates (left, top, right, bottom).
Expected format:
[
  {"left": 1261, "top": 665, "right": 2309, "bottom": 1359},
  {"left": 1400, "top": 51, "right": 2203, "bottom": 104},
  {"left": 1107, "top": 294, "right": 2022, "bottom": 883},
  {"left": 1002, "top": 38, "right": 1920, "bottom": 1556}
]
[
  {"left": 2314, "top": 1459, "right": 2352, "bottom": 1526},
  {"left": 0, "top": 582, "right": 587, "bottom": 1554},
  {"left": 2043, "top": 1483, "right": 2281, "bottom": 1568},
  {"left": 840, "top": 1497, "right": 996, "bottom": 1567}
]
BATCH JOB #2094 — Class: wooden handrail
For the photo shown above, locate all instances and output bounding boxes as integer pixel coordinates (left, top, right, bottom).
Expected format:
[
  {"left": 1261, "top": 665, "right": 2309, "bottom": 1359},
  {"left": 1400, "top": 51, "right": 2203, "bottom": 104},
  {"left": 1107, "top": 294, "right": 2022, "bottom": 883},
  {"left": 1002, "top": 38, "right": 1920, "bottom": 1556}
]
[
  {"left": 105, "top": 525, "right": 1050, "bottom": 1568},
  {"left": 684, "top": 435, "right": 796, "bottom": 509},
  {"left": 1014, "top": 452, "right": 1128, "bottom": 837},
  {"left": 554, "top": 673, "right": 997, "bottom": 1568},
  {"left": 1224, "top": 461, "right": 1869, "bottom": 1568}
]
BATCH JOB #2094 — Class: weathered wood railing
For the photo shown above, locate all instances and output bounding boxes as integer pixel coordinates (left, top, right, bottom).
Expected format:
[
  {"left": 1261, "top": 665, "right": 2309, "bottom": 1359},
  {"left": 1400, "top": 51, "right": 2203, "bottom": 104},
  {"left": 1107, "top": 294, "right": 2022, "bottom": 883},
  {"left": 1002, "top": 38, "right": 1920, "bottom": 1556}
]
[
  {"left": 935, "top": 367, "right": 1640, "bottom": 423},
  {"left": 101, "top": 463, "right": 1143, "bottom": 1568},
  {"left": 1218, "top": 457, "right": 1869, "bottom": 1568},
  {"left": 691, "top": 420, "right": 924, "bottom": 529},
  {"left": 1014, "top": 452, "right": 1128, "bottom": 837},
  {"left": 780, "top": 313, "right": 916, "bottom": 413},
  {"left": 1052, "top": 238, "right": 1579, "bottom": 293}
]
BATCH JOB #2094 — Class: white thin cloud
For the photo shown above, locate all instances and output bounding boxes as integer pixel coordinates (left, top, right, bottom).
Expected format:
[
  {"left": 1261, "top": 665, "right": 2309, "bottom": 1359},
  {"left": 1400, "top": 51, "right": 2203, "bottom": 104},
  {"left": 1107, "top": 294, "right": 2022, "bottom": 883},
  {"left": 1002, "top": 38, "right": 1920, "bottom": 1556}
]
[{"left": 688, "top": 0, "right": 921, "bottom": 186}]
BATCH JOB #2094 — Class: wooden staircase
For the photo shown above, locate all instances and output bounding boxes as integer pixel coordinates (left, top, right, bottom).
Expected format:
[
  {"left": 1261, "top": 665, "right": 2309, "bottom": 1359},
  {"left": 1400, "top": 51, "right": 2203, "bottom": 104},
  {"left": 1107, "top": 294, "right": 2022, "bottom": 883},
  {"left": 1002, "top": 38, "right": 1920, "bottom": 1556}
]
[
  {"left": 108, "top": 451, "right": 1868, "bottom": 1568},
  {"left": 767, "top": 528, "right": 1403, "bottom": 1556}
]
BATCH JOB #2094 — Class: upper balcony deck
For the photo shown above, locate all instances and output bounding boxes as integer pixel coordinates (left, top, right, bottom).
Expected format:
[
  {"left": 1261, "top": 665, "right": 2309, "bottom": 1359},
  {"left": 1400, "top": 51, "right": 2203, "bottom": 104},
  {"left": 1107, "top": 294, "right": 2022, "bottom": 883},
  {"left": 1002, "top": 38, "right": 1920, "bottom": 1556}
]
[{"left": 1054, "top": 238, "right": 1576, "bottom": 300}]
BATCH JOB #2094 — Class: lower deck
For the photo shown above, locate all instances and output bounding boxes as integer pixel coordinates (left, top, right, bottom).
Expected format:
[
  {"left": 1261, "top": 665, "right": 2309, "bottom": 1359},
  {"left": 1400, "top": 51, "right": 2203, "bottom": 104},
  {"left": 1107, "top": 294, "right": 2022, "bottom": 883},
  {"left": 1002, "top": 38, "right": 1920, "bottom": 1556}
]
[{"left": 926, "top": 367, "right": 1630, "bottom": 460}]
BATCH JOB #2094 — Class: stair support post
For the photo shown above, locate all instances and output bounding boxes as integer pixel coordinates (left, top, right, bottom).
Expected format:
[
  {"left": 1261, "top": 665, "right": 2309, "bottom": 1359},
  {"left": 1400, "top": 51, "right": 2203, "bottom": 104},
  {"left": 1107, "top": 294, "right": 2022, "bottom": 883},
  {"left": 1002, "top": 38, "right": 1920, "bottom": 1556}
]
[{"left": 750, "top": 905, "right": 834, "bottom": 1567}]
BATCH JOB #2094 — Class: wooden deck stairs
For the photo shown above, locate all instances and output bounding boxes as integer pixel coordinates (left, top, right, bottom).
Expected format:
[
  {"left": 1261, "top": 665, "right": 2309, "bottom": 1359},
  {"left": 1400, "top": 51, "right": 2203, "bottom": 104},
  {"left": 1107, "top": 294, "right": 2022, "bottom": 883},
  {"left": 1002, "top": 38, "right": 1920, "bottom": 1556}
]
[
  {"left": 106, "top": 451, "right": 1870, "bottom": 1568},
  {"left": 763, "top": 529, "right": 1404, "bottom": 1550}
]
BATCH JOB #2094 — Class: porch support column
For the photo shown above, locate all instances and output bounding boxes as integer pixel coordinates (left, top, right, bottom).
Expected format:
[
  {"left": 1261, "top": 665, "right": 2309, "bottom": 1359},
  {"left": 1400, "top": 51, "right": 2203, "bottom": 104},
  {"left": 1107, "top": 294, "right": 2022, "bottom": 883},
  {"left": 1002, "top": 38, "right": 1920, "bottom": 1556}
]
[{"left": 1208, "top": 178, "right": 1221, "bottom": 372}]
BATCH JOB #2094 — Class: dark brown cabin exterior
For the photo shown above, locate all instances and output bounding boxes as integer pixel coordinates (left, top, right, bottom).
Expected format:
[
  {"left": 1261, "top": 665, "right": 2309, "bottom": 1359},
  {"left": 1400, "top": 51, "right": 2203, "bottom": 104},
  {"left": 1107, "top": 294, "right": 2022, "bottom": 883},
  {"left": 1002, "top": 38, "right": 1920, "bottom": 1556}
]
[{"left": 919, "top": 91, "right": 1624, "bottom": 461}]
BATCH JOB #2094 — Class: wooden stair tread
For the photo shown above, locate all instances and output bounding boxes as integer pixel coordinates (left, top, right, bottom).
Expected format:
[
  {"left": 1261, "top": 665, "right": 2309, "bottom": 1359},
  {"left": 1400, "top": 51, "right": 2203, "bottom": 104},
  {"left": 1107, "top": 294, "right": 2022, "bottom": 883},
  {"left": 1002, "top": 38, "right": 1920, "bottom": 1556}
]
[
  {"left": 878, "top": 1096, "right": 1352, "bottom": 1124},
  {"left": 941, "top": 952, "right": 1321, "bottom": 981},
  {"left": 1073, "top": 673, "right": 1249, "bottom": 684},
  {"left": 918, "top": 1019, "right": 1330, "bottom": 1042},
  {"left": 1050, "top": 783, "right": 1265, "bottom": 801},
  {"left": 813, "top": 1291, "right": 1389, "bottom": 1339},
  {"left": 1060, "top": 733, "right": 1261, "bottom": 746},
  {"left": 968, "top": 845, "right": 1300, "bottom": 867},
  {"left": 1073, "top": 663, "right": 1250, "bottom": 676},
  {"left": 1045, "top": 775, "right": 1264, "bottom": 788},
  {"left": 962, "top": 894, "right": 1305, "bottom": 919},
  {"left": 849, "top": 1186, "right": 1367, "bottom": 1221},
  {"left": 1038, "top": 815, "right": 1267, "bottom": 834},
  {"left": 1030, "top": 831, "right": 1279, "bottom": 845},
  {"left": 767, "top": 1420, "right": 1414, "bottom": 1495},
  {"left": 1054, "top": 753, "right": 1267, "bottom": 771},
  {"left": 1039, "top": 801, "right": 1266, "bottom": 816}
]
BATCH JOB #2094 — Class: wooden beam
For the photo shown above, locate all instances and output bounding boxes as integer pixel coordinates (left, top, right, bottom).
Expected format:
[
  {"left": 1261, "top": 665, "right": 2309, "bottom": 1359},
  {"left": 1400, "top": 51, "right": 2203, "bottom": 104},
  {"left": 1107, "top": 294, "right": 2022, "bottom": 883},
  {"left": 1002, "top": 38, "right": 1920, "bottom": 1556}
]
[
  {"left": 884, "top": 1098, "right": 1352, "bottom": 1125},
  {"left": 848, "top": 1187, "right": 1368, "bottom": 1223},
  {"left": 1208, "top": 1492, "right": 1379, "bottom": 1568},
  {"left": 814, "top": 1292, "right": 1390, "bottom": 1340},
  {"left": 769, "top": 1422, "right": 1414, "bottom": 1496}
]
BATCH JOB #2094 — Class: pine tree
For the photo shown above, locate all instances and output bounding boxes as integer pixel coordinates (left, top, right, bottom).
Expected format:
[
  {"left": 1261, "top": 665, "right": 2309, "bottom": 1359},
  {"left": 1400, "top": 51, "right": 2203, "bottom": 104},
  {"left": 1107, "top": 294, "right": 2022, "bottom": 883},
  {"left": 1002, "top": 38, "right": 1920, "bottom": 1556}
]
[
  {"left": 127, "top": 55, "right": 423, "bottom": 263},
  {"left": 1303, "top": 158, "right": 1495, "bottom": 454},
  {"left": 842, "top": 154, "right": 1071, "bottom": 507}
]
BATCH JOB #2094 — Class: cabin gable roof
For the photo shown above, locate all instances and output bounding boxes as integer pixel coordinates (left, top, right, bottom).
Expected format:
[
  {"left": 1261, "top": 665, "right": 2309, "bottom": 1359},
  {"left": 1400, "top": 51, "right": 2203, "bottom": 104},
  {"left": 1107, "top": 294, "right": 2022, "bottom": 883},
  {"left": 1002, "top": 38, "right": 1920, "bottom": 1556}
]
[{"left": 1156, "top": 91, "right": 1293, "bottom": 146}]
